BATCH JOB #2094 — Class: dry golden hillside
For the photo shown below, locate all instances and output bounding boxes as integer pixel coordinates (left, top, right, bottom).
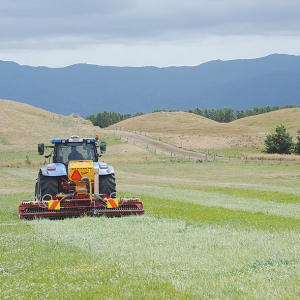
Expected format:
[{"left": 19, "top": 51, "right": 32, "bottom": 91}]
[
  {"left": 231, "top": 107, "right": 300, "bottom": 136},
  {"left": 0, "top": 99, "right": 107, "bottom": 151},
  {"left": 107, "top": 109, "right": 300, "bottom": 153},
  {"left": 0, "top": 100, "right": 152, "bottom": 166},
  {"left": 108, "top": 111, "right": 253, "bottom": 134},
  {"left": 1, "top": 100, "right": 299, "bottom": 158},
  {"left": 107, "top": 111, "right": 264, "bottom": 151}
]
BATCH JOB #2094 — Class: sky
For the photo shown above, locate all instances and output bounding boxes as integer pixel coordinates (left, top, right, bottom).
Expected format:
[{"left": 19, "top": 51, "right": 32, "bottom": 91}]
[{"left": 0, "top": 0, "right": 300, "bottom": 68}]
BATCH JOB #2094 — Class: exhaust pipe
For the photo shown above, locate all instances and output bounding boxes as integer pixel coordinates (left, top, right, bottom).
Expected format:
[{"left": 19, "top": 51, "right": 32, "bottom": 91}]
[{"left": 94, "top": 167, "right": 100, "bottom": 196}]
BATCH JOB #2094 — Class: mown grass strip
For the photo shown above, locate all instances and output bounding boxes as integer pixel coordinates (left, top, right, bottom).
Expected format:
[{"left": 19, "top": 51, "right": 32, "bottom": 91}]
[
  {"left": 141, "top": 195, "right": 300, "bottom": 232},
  {"left": 199, "top": 186, "right": 300, "bottom": 204},
  {"left": 2, "top": 192, "right": 299, "bottom": 233}
]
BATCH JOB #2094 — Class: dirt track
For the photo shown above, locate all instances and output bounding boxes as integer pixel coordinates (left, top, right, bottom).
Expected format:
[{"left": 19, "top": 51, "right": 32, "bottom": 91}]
[
  {"left": 106, "top": 129, "right": 210, "bottom": 161},
  {"left": 105, "top": 129, "right": 300, "bottom": 165}
]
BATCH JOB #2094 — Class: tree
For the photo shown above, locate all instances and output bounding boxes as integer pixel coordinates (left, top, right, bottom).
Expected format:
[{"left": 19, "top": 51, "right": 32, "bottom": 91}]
[
  {"left": 235, "top": 109, "right": 246, "bottom": 119},
  {"left": 222, "top": 107, "right": 235, "bottom": 122},
  {"left": 294, "top": 129, "right": 300, "bottom": 155},
  {"left": 264, "top": 125, "right": 294, "bottom": 154}
]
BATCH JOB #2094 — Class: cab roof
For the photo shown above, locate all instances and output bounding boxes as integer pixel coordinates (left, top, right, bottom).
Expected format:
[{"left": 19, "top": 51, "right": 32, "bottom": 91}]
[{"left": 50, "top": 135, "right": 98, "bottom": 144}]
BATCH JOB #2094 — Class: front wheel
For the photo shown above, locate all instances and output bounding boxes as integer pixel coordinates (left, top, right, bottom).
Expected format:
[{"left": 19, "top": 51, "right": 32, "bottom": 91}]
[{"left": 99, "top": 173, "right": 116, "bottom": 197}]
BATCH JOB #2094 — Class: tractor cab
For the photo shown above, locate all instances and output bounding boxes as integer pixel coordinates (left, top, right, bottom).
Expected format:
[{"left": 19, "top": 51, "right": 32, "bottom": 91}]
[
  {"left": 38, "top": 135, "right": 107, "bottom": 165},
  {"left": 54, "top": 142, "right": 97, "bottom": 164}
]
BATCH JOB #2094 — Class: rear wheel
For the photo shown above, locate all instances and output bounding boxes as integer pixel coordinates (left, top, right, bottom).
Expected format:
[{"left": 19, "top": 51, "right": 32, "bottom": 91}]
[
  {"left": 35, "top": 171, "right": 59, "bottom": 200},
  {"left": 99, "top": 173, "right": 116, "bottom": 197}
]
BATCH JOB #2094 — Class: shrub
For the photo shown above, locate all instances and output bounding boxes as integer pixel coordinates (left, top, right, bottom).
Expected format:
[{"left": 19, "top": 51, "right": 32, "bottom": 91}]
[
  {"left": 263, "top": 125, "right": 294, "bottom": 154},
  {"left": 294, "top": 129, "right": 300, "bottom": 155}
]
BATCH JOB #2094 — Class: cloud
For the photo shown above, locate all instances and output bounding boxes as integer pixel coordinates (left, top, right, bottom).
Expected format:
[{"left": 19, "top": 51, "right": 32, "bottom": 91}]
[{"left": 0, "top": 0, "right": 300, "bottom": 67}]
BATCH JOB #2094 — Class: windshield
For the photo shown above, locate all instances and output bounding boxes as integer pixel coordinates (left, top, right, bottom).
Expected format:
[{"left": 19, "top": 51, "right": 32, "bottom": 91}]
[{"left": 55, "top": 143, "right": 96, "bottom": 164}]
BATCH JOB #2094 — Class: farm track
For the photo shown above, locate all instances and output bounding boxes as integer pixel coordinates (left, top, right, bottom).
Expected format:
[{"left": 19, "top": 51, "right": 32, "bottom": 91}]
[
  {"left": 106, "top": 129, "right": 300, "bottom": 164},
  {"left": 106, "top": 129, "right": 212, "bottom": 161}
]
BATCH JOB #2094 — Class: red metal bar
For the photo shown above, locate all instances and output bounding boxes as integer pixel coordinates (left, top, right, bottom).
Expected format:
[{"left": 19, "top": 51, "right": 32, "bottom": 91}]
[{"left": 18, "top": 199, "right": 144, "bottom": 219}]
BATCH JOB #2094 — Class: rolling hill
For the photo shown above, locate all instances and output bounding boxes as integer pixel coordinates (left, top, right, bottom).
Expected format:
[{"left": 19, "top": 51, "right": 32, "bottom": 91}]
[
  {"left": 231, "top": 107, "right": 300, "bottom": 135},
  {"left": 1, "top": 100, "right": 299, "bottom": 159},
  {"left": 108, "top": 107, "right": 300, "bottom": 152},
  {"left": 0, "top": 54, "right": 300, "bottom": 117},
  {"left": 0, "top": 99, "right": 105, "bottom": 151}
]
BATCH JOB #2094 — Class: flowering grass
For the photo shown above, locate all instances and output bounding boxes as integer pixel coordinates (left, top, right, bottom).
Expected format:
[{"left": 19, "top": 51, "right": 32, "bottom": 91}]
[{"left": 1, "top": 160, "right": 300, "bottom": 299}]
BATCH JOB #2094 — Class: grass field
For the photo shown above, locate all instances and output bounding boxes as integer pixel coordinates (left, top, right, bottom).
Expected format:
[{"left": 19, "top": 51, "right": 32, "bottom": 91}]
[
  {"left": 1, "top": 158, "right": 299, "bottom": 299},
  {"left": 1, "top": 101, "right": 300, "bottom": 299}
]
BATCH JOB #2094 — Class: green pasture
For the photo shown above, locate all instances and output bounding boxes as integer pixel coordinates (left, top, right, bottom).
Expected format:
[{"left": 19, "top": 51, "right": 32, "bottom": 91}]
[{"left": 0, "top": 159, "right": 299, "bottom": 299}]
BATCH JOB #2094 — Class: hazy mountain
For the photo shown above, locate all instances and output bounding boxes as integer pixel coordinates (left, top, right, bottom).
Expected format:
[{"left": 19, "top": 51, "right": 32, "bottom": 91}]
[{"left": 0, "top": 54, "right": 300, "bottom": 117}]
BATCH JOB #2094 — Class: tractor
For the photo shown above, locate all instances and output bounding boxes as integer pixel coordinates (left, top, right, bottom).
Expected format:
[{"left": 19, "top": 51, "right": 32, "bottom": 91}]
[{"left": 18, "top": 135, "right": 144, "bottom": 219}]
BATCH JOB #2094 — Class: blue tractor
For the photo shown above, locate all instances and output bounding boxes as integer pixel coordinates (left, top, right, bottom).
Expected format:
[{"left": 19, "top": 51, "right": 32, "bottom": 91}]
[
  {"left": 18, "top": 135, "right": 144, "bottom": 219},
  {"left": 35, "top": 135, "right": 116, "bottom": 199}
]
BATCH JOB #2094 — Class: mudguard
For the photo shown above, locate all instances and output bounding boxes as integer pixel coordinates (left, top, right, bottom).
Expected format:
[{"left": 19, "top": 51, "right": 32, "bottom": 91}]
[
  {"left": 40, "top": 162, "right": 114, "bottom": 177},
  {"left": 40, "top": 163, "right": 67, "bottom": 177},
  {"left": 96, "top": 162, "right": 115, "bottom": 176}
]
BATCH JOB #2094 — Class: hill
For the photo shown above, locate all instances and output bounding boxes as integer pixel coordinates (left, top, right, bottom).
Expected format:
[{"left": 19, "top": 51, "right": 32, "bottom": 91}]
[
  {"left": 108, "top": 108, "right": 300, "bottom": 152},
  {"left": 0, "top": 99, "right": 151, "bottom": 166},
  {"left": 0, "top": 54, "right": 300, "bottom": 117},
  {"left": 1, "top": 100, "right": 299, "bottom": 160},
  {"left": 0, "top": 99, "right": 106, "bottom": 151},
  {"left": 231, "top": 108, "right": 300, "bottom": 136},
  {"left": 108, "top": 111, "right": 254, "bottom": 134}
]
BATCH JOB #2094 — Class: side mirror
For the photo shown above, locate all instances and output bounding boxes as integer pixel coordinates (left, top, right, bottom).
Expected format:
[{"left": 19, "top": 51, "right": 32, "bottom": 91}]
[
  {"left": 100, "top": 141, "right": 106, "bottom": 154},
  {"left": 38, "top": 143, "right": 44, "bottom": 155}
]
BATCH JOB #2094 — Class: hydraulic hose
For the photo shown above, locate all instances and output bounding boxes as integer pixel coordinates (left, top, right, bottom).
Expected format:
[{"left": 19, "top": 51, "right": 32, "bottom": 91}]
[{"left": 60, "top": 192, "right": 76, "bottom": 202}]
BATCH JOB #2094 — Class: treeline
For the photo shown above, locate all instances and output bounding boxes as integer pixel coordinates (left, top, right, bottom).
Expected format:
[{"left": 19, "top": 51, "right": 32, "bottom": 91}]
[
  {"left": 187, "top": 104, "right": 298, "bottom": 123},
  {"left": 86, "top": 105, "right": 298, "bottom": 128},
  {"left": 86, "top": 111, "right": 144, "bottom": 128}
]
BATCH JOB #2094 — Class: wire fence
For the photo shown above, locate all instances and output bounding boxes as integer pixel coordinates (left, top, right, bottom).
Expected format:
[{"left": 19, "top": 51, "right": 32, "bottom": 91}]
[{"left": 114, "top": 130, "right": 300, "bottom": 165}]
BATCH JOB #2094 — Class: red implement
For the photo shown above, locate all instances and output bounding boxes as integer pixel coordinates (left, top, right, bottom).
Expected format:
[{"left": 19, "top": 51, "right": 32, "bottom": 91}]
[{"left": 18, "top": 196, "right": 144, "bottom": 219}]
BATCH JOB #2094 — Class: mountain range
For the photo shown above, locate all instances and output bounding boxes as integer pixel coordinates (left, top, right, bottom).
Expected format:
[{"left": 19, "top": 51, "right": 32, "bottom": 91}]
[{"left": 0, "top": 54, "right": 300, "bottom": 117}]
